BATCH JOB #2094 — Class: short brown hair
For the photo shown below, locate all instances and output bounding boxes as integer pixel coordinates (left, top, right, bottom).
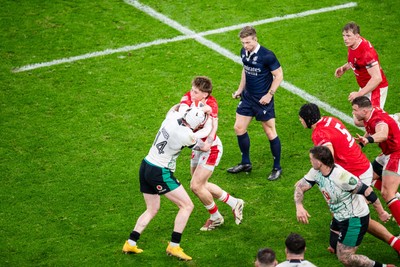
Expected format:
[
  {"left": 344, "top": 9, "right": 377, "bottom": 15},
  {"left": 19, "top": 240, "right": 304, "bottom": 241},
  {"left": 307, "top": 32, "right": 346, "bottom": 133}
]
[
  {"left": 342, "top": 22, "right": 360, "bottom": 35},
  {"left": 192, "top": 76, "right": 212, "bottom": 95},
  {"left": 239, "top": 26, "right": 257, "bottom": 39},
  {"left": 351, "top": 96, "right": 372, "bottom": 108}
]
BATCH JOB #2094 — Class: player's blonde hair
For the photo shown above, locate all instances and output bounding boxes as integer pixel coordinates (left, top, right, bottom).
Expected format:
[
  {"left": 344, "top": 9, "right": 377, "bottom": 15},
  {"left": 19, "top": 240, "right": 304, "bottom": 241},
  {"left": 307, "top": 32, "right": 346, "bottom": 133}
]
[{"left": 239, "top": 26, "right": 257, "bottom": 39}]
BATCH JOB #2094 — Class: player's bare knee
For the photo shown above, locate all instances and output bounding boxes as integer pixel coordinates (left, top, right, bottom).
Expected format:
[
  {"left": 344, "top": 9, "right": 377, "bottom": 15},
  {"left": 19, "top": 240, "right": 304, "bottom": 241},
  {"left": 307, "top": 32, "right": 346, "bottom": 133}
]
[
  {"left": 179, "top": 200, "right": 194, "bottom": 213},
  {"left": 233, "top": 124, "right": 246, "bottom": 135},
  {"left": 146, "top": 208, "right": 159, "bottom": 218},
  {"left": 337, "top": 253, "right": 352, "bottom": 267},
  {"left": 189, "top": 182, "right": 201, "bottom": 195}
]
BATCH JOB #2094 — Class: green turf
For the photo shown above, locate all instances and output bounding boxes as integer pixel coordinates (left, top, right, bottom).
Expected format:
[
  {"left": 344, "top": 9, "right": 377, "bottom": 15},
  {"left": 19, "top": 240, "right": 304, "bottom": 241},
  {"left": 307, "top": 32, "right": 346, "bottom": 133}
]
[{"left": 1, "top": 0, "right": 399, "bottom": 266}]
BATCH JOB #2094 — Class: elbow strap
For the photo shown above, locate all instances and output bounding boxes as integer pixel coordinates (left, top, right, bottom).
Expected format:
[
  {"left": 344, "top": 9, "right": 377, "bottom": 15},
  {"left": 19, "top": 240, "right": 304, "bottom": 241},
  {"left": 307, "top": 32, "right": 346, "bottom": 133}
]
[
  {"left": 366, "top": 191, "right": 378, "bottom": 203},
  {"left": 358, "top": 183, "right": 378, "bottom": 203}
]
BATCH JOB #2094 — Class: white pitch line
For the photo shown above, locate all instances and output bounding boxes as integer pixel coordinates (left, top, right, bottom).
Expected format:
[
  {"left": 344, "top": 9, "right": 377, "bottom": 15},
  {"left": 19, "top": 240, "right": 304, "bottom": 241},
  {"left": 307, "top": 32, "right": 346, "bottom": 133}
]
[
  {"left": 12, "top": 35, "right": 192, "bottom": 73},
  {"left": 198, "top": 2, "right": 357, "bottom": 37},
  {"left": 12, "top": 2, "right": 357, "bottom": 73},
  {"left": 12, "top": 1, "right": 358, "bottom": 126},
  {"left": 126, "top": 0, "right": 357, "bottom": 126}
]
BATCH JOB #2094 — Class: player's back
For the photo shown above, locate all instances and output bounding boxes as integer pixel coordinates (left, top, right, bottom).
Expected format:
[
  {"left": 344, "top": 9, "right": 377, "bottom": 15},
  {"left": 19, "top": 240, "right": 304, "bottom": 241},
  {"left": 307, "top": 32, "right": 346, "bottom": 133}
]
[
  {"left": 146, "top": 112, "right": 195, "bottom": 171},
  {"left": 312, "top": 116, "right": 370, "bottom": 176},
  {"left": 367, "top": 108, "right": 400, "bottom": 155}
]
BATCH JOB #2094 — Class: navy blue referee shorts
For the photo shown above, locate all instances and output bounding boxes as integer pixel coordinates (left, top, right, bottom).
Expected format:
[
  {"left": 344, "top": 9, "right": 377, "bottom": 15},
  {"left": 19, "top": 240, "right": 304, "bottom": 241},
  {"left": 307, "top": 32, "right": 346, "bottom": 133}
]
[{"left": 236, "top": 90, "right": 275, "bottom": 121}]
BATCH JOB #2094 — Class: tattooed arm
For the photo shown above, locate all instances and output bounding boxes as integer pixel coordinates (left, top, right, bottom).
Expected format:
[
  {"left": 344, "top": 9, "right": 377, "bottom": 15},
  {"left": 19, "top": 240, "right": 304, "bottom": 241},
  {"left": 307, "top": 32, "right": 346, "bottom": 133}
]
[{"left": 294, "top": 178, "right": 313, "bottom": 224}]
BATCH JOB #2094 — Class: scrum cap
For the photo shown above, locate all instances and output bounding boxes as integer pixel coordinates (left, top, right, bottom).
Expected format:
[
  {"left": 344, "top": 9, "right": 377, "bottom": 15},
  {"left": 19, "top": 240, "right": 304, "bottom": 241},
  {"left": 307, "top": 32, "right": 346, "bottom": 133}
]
[
  {"left": 183, "top": 107, "right": 206, "bottom": 130},
  {"left": 299, "top": 103, "right": 321, "bottom": 128}
]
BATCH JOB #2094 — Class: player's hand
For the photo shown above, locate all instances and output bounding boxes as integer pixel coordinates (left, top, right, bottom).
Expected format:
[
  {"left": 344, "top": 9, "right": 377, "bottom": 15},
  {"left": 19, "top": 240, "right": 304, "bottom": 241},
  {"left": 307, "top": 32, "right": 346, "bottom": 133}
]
[
  {"left": 202, "top": 105, "right": 212, "bottom": 114},
  {"left": 335, "top": 67, "right": 344, "bottom": 78},
  {"left": 232, "top": 91, "right": 241, "bottom": 99},
  {"left": 379, "top": 211, "right": 392, "bottom": 223},
  {"left": 259, "top": 94, "right": 272, "bottom": 105},
  {"left": 201, "top": 142, "right": 211, "bottom": 152},
  {"left": 348, "top": 91, "right": 360, "bottom": 102},
  {"left": 296, "top": 206, "right": 311, "bottom": 224},
  {"left": 355, "top": 133, "right": 368, "bottom": 146}
]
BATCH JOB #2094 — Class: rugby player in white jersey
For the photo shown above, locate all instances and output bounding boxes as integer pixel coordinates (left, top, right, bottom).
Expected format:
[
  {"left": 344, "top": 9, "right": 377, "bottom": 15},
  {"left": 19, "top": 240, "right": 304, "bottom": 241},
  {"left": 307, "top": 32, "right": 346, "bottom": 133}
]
[
  {"left": 122, "top": 106, "right": 209, "bottom": 261},
  {"left": 294, "top": 146, "right": 394, "bottom": 267}
]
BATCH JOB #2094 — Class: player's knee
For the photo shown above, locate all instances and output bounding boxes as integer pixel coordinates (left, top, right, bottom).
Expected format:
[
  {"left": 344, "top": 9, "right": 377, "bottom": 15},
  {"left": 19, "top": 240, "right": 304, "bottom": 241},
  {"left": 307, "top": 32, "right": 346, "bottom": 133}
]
[
  {"left": 189, "top": 181, "right": 201, "bottom": 195},
  {"left": 233, "top": 124, "right": 246, "bottom": 135},
  {"left": 337, "top": 252, "right": 352, "bottom": 267},
  {"left": 183, "top": 198, "right": 194, "bottom": 213},
  {"left": 147, "top": 207, "right": 159, "bottom": 218},
  {"left": 380, "top": 188, "right": 393, "bottom": 201},
  {"left": 186, "top": 201, "right": 194, "bottom": 212}
]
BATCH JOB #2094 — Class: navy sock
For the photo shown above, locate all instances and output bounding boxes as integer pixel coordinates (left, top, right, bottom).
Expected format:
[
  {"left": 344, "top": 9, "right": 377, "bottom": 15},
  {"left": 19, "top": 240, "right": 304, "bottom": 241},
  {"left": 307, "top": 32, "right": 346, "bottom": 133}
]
[
  {"left": 269, "top": 136, "right": 281, "bottom": 169},
  {"left": 238, "top": 133, "right": 251, "bottom": 164},
  {"left": 129, "top": 231, "right": 140, "bottom": 242},
  {"left": 171, "top": 231, "right": 182, "bottom": 244}
]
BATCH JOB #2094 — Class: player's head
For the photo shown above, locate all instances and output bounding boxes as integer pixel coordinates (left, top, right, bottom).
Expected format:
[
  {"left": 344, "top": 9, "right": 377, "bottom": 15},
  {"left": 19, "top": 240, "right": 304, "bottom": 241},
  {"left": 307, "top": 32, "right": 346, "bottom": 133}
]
[
  {"left": 239, "top": 26, "right": 258, "bottom": 52},
  {"left": 309, "top": 146, "right": 335, "bottom": 169},
  {"left": 342, "top": 21, "right": 360, "bottom": 35},
  {"left": 183, "top": 107, "right": 207, "bottom": 130},
  {"left": 191, "top": 76, "right": 213, "bottom": 99},
  {"left": 254, "top": 248, "right": 277, "bottom": 267},
  {"left": 299, "top": 103, "right": 321, "bottom": 129},
  {"left": 352, "top": 96, "right": 372, "bottom": 121},
  {"left": 239, "top": 26, "right": 257, "bottom": 39},
  {"left": 285, "top": 233, "right": 306, "bottom": 255},
  {"left": 342, "top": 22, "right": 360, "bottom": 48}
]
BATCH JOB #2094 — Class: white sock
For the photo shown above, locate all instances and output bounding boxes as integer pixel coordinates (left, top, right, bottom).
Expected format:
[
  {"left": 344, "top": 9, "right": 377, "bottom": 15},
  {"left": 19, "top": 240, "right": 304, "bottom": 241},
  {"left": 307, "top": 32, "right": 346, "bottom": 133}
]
[
  {"left": 169, "top": 242, "right": 179, "bottom": 247},
  {"left": 205, "top": 202, "right": 222, "bottom": 220},
  {"left": 128, "top": 239, "right": 137, "bottom": 246},
  {"left": 218, "top": 191, "right": 237, "bottom": 209}
]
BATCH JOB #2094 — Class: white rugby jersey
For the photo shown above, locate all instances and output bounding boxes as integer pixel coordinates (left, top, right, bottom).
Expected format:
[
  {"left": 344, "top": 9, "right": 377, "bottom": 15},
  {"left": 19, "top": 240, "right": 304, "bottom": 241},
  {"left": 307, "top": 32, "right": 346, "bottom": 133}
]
[
  {"left": 145, "top": 110, "right": 197, "bottom": 172},
  {"left": 304, "top": 164, "right": 369, "bottom": 221}
]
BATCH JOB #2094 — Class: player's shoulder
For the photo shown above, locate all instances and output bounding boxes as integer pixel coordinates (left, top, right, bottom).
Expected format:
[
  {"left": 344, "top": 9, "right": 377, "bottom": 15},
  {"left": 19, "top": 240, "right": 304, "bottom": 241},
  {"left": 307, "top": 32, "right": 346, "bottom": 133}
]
[
  {"left": 331, "top": 165, "right": 358, "bottom": 185},
  {"left": 258, "top": 45, "right": 276, "bottom": 57},
  {"left": 206, "top": 95, "right": 218, "bottom": 104},
  {"left": 370, "top": 107, "right": 387, "bottom": 122},
  {"left": 359, "top": 37, "right": 375, "bottom": 51},
  {"left": 180, "top": 92, "right": 191, "bottom": 103}
]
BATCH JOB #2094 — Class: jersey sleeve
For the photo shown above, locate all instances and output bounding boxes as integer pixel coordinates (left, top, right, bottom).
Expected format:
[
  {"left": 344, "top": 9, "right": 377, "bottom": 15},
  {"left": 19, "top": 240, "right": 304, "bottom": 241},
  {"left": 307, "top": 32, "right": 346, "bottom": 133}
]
[
  {"left": 180, "top": 92, "right": 192, "bottom": 107},
  {"left": 179, "top": 128, "right": 197, "bottom": 147},
  {"left": 363, "top": 44, "right": 379, "bottom": 68},
  {"left": 206, "top": 97, "right": 218, "bottom": 118},
  {"left": 303, "top": 168, "right": 318, "bottom": 185},
  {"left": 193, "top": 117, "right": 212, "bottom": 139},
  {"left": 264, "top": 51, "right": 281, "bottom": 71}
]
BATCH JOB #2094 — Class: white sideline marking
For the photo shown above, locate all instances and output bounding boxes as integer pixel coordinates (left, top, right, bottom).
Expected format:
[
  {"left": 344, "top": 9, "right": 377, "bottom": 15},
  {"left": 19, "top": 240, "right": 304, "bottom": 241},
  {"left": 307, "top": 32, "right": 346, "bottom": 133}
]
[{"left": 12, "top": 1, "right": 358, "bottom": 125}]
